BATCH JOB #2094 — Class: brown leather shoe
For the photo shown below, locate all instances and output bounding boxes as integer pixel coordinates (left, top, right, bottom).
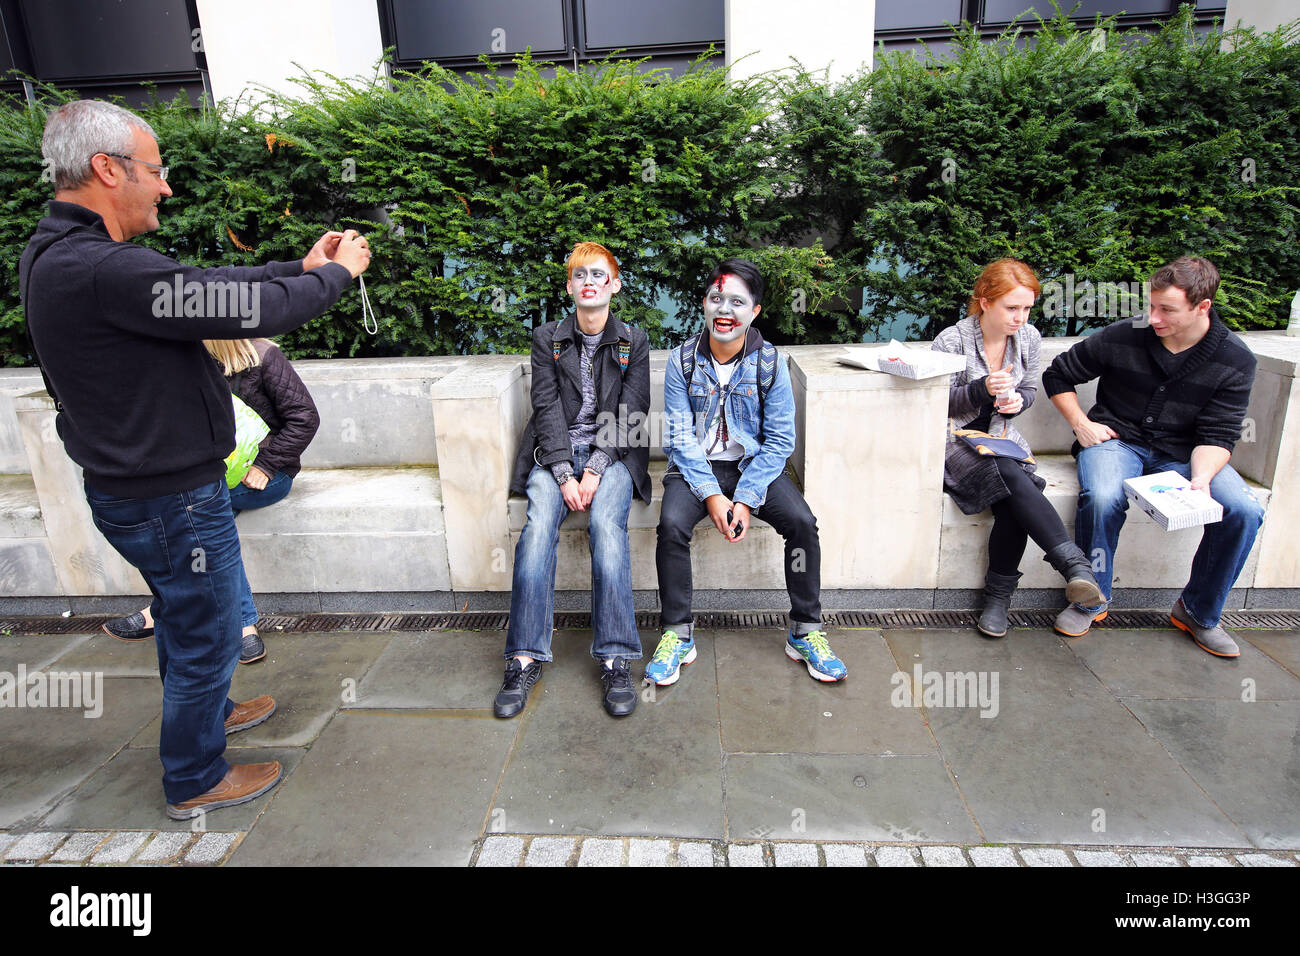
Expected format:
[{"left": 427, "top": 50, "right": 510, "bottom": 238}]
[
  {"left": 224, "top": 695, "right": 276, "bottom": 735},
  {"left": 166, "top": 761, "right": 282, "bottom": 820}
]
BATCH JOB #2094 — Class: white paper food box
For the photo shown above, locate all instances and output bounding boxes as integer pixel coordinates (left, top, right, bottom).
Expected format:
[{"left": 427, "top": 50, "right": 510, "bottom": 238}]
[
  {"left": 838, "top": 341, "right": 967, "bottom": 380},
  {"left": 1123, "top": 471, "right": 1223, "bottom": 531}
]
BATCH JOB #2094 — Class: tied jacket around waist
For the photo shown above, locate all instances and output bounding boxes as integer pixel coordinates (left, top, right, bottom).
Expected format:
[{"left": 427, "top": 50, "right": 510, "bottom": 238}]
[{"left": 510, "top": 314, "right": 651, "bottom": 504}]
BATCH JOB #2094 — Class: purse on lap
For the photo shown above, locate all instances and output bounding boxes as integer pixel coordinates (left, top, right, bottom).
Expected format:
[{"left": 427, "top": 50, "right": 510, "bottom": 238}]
[{"left": 954, "top": 428, "right": 1035, "bottom": 465}]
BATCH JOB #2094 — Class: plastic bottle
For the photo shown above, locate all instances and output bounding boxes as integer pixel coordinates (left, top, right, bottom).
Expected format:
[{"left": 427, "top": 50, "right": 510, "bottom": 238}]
[{"left": 1288, "top": 289, "right": 1300, "bottom": 337}]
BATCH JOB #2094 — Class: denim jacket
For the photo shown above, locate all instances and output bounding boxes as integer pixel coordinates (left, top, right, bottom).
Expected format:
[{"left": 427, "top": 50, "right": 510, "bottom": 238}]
[{"left": 663, "top": 327, "right": 794, "bottom": 508}]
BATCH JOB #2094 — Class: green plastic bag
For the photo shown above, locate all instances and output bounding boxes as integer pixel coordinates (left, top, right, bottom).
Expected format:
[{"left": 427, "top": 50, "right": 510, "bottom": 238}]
[{"left": 225, "top": 394, "right": 270, "bottom": 489}]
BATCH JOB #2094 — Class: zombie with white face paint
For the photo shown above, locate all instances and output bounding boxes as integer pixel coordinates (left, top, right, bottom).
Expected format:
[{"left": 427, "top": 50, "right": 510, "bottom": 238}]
[
  {"left": 648, "top": 258, "right": 848, "bottom": 687},
  {"left": 499, "top": 242, "right": 651, "bottom": 720}
]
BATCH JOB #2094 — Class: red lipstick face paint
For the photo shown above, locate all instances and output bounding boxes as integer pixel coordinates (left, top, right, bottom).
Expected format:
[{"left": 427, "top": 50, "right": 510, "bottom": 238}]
[{"left": 703, "top": 274, "right": 757, "bottom": 344}]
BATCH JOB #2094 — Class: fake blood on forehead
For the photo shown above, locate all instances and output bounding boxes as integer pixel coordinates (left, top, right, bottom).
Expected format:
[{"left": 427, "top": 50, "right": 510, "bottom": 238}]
[{"left": 713, "top": 273, "right": 735, "bottom": 293}]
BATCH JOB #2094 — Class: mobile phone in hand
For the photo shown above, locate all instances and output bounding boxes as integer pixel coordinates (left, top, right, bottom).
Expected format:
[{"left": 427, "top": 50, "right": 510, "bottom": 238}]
[{"left": 725, "top": 509, "right": 741, "bottom": 538}]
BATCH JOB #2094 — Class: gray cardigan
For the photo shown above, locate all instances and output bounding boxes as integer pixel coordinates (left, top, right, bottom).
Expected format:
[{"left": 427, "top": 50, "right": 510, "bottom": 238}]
[{"left": 932, "top": 315, "right": 1041, "bottom": 456}]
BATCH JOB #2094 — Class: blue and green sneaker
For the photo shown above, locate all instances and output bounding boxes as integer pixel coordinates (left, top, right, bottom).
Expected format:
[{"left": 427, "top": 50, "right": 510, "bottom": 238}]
[
  {"left": 643, "top": 630, "right": 697, "bottom": 686},
  {"left": 785, "top": 629, "right": 847, "bottom": 682}
]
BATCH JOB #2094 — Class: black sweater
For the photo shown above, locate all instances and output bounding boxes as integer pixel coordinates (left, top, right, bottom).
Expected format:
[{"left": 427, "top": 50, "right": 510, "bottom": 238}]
[
  {"left": 19, "top": 201, "right": 352, "bottom": 497},
  {"left": 1041, "top": 313, "right": 1256, "bottom": 460}
]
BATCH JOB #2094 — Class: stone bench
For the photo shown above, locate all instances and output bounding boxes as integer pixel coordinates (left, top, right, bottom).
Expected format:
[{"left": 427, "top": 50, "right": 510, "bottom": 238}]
[{"left": 3, "top": 332, "right": 1297, "bottom": 612}]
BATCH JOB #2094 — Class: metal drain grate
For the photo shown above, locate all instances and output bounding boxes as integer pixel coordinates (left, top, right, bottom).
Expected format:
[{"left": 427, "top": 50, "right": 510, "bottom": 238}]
[{"left": 4, "top": 607, "right": 1300, "bottom": 636}]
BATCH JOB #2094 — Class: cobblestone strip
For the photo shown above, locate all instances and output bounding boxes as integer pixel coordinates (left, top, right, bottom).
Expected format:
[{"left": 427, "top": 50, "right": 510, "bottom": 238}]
[
  {"left": 466, "top": 837, "right": 1300, "bottom": 867},
  {"left": 0, "top": 830, "right": 241, "bottom": 866}
]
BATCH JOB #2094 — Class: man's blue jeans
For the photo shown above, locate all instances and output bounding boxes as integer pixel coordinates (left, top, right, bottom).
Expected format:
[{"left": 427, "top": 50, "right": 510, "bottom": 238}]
[
  {"left": 1074, "top": 439, "right": 1264, "bottom": 627},
  {"left": 85, "top": 477, "right": 242, "bottom": 804},
  {"left": 505, "top": 446, "right": 641, "bottom": 663},
  {"left": 229, "top": 470, "right": 293, "bottom": 629}
]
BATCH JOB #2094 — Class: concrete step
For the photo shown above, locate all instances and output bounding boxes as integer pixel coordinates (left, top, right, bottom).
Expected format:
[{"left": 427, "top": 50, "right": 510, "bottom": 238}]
[{"left": 237, "top": 466, "right": 450, "bottom": 592}]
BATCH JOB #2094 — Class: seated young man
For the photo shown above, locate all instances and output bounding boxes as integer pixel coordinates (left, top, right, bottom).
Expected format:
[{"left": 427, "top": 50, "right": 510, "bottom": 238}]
[
  {"left": 1043, "top": 256, "right": 1264, "bottom": 657},
  {"left": 647, "top": 258, "right": 846, "bottom": 685},
  {"left": 495, "top": 242, "right": 651, "bottom": 718}
]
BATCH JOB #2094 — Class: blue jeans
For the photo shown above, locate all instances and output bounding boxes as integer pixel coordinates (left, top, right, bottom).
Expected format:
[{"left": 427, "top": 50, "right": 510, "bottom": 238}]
[
  {"left": 1074, "top": 439, "right": 1264, "bottom": 626},
  {"left": 229, "top": 471, "right": 293, "bottom": 629},
  {"left": 85, "top": 477, "right": 243, "bottom": 804},
  {"left": 505, "top": 446, "right": 641, "bottom": 662}
]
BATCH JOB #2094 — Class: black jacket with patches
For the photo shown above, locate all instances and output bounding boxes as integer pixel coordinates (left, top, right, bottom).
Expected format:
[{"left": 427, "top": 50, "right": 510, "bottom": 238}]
[{"left": 510, "top": 313, "right": 651, "bottom": 504}]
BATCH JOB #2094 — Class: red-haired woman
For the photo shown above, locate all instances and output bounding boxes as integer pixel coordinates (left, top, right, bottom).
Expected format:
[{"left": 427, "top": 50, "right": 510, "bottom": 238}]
[{"left": 932, "top": 259, "right": 1103, "bottom": 637}]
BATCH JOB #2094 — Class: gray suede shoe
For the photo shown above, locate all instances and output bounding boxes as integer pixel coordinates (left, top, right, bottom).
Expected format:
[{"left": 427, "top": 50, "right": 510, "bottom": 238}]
[
  {"left": 1170, "top": 600, "right": 1240, "bottom": 658},
  {"left": 1053, "top": 602, "right": 1108, "bottom": 638}
]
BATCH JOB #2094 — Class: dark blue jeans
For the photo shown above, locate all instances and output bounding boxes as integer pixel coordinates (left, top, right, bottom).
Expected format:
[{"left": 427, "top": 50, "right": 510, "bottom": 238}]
[
  {"left": 1074, "top": 439, "right": 1265, "bottom": 626},
  {"left": 229, "top": 470, "right": 293, "bottom": 628},
  {"left": 85, "top": 477, "right": 242, "bottom": 804}
]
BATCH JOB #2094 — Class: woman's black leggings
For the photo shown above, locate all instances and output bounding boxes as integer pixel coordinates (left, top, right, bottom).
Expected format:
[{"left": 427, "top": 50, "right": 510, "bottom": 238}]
[{"left": 987, "top": 456, "right": 1071, "bottom": 575}]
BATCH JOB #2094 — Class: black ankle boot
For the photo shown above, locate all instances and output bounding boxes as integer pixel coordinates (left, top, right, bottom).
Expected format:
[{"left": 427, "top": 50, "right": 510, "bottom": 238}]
[
  {"left": 1042, "top": 542, "right": 1104, "bottom": 607},
  {"left": 978, "top": 570, "right": 1022, "bottom": 638}
]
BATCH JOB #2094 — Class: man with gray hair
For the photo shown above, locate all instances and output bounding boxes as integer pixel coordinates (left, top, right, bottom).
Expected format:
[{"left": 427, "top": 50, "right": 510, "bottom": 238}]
[{"left": 20, "top": 100, "right": 371, "bottom": 819}]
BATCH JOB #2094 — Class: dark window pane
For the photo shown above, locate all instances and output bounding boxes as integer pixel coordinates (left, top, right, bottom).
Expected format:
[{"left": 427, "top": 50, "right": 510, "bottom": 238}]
[
  {"left": 581, "top": 0, "right": 722, "bottom": 50},
  {"left": 984, "top": 1, "right": 1172, "bottom": 22},
  {"left": 876, "top": 1, "right": 965, "bottom": 32},
  {"left": 390, "top": 0, "right": 567, "bottom": 60},
  {"left": 20, "top": 0, "right": 197, "bottom": 80}
]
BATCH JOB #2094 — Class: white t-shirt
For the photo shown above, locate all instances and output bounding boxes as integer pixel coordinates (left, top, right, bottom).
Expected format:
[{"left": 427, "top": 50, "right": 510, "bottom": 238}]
[{"left": 701, "top": 357, "right": 745, "bottom": 462}]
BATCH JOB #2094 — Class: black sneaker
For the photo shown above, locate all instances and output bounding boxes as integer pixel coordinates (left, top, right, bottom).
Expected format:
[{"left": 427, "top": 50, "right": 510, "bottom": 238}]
[
  {"left": 494, "top": 658, "right": 542, "bottom": 719},
  {"left": 600, "top": 658, "right": 637, "bottom": 718},
  {"left": 102, "top": 611, "right": 154, "bottom": 642}
]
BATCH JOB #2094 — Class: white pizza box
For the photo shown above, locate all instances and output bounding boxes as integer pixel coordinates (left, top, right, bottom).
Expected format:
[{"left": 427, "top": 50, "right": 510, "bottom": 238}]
[
  {"left": 1123, "top": 471, "right": 1223, "bottom": 531},
  {"left": 838, "top": 341, "right": 967, "bottom": 380}
]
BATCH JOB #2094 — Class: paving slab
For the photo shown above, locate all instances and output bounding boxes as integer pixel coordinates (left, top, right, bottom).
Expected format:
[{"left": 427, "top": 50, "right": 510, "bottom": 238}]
[
  {"left": 874, "top": 845, "right": 919, "bottom": 866},
  {"left": 136, "top": 831, "right": 193, "bottom": 863},
  {"left": 968, "top": 846, "right": 1018, "bottom": 867},
  {"left": 48, "top": 632, "right": 159, "bottom": 678},
  {"left": 823, "top": 844, "right": 868, "bottom": 866},
  {"left": 1066, "top": 628, "right": 1299, "bottom": 700},
  {"left": 727, "top": 843, "right": 765, "bottom": 867},
  {"left": 883, "top": 629, "right": 1247, "bottom": 848},
  {"left": 677, "top": 841, "right": 716, "bottom": 867},
  {"left": 524, "top": 836, "right": 574, "bottom": 867},
  {"left": 39, "top": 745, "right": 303, "bottom": 832},
  {"left": 0, "top": 633, "right": 89, "bottom": 672},
  {"left": 49, "top": 831, "right": 107, "bottom": 862},
  {"left": 1121, "top": 699, "right": 1300, "bottom": 850},
  {"left": 577, "top": 838, "right": 623, "bottom": 867},
  {"left": 0, "top": 676, "right": 160, "bottom": 828},
  {"left": 90, "top": 830, "right": 149, "bottom": 864},
  {"left": 348, "top": 630, "right": 503, "bottom": 710},
  {"left": 476, "top": 836, "right": 524, "bottom": 867},
  {"left": 493, "top": 630, "right": 725, "bottom": 840},
  {"left": 1240, "top": 630, "right": 1300, "bottom": 679},
  {"left": 227, "top": 712, "right": 515, "bottom": 866},
  {"left": 131, "top": 631, "right": 389, "bottom": 749},
  {"left": 715, "top": 628, "right": 936, "bottom": 756},
  {"left": 724, "top": 754, "right": 980, "bottom": 844}
]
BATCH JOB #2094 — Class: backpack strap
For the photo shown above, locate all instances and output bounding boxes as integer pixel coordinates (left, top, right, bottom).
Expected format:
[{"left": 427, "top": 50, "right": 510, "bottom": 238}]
[
  {"left": 757, "top": 341, "right": 778, "bottom": 402},
  {"left": 677, "top": 332, "right": 702, "bottom": 385}
]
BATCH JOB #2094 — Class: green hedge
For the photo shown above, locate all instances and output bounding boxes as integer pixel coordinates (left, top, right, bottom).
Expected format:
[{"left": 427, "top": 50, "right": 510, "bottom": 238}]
[{"left": 1, "top": 5, "right": 1297, "bottom": 366}]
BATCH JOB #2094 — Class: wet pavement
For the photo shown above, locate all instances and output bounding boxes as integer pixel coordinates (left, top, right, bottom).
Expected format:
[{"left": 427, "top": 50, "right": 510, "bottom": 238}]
[{"left": 1, "top": 623, "right": 1297, "bottom": 866}]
